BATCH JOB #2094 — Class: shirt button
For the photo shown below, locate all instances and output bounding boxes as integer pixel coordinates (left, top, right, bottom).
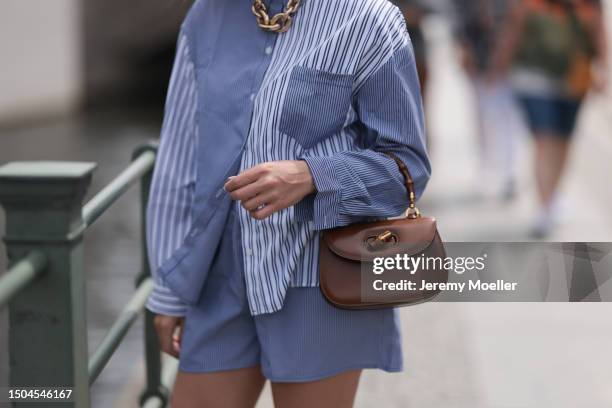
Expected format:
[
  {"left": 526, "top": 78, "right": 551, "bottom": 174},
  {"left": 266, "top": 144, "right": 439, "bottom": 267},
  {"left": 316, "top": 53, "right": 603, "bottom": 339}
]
[
  {"left": 249, "top": 93, "right": 256, "bottom": 102},
  {"left": 245, "top": 248, "right": 253, "bottom": 256},
  {"left": 265, "top": 46, "right": 273, "bottom": 55}
]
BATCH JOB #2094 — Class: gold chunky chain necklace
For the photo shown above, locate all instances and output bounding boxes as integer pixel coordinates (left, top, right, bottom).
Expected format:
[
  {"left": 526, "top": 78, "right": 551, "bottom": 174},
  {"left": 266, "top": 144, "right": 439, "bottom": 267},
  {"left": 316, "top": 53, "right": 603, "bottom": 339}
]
[{"left": 252, "top": 0, "right": 301, "bottom": 33}]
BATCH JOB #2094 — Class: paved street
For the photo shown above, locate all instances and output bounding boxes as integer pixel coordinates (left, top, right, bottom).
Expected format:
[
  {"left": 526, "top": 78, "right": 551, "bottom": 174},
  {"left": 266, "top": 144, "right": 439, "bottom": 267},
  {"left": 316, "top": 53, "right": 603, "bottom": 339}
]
[{"left": 1, "top": 8, "right": 611, "bottom": 408}]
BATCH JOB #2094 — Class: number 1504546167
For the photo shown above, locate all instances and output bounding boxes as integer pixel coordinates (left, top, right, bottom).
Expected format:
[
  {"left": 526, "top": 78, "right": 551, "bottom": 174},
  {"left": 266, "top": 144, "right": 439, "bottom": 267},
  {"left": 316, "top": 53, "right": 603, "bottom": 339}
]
[{"left": 2, "top": 387, "right": 73, "bottom": 402}]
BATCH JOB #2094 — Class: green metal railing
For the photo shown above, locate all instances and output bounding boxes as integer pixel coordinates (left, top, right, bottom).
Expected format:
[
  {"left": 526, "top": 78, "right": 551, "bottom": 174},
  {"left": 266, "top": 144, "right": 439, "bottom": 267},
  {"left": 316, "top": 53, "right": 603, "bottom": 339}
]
[
  {"left": 0, "top": 143, "right": 176, "bottom": 407},
  {"left": 0, "top": 250, "right": 47, "bottom": 308}
]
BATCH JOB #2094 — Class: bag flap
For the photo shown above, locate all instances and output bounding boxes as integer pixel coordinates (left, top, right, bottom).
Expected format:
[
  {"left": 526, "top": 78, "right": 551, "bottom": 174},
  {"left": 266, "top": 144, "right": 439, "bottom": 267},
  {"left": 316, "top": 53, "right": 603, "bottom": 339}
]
[{"left": 322, "top": 216, "right": 438, "bottom": 262}]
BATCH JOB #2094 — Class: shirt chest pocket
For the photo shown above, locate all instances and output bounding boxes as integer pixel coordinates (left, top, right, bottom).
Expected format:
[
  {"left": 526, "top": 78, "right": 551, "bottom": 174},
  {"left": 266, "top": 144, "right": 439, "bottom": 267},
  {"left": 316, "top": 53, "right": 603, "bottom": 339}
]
[{"left": 279, "top": 66, "right": 353, "bottom": 149}]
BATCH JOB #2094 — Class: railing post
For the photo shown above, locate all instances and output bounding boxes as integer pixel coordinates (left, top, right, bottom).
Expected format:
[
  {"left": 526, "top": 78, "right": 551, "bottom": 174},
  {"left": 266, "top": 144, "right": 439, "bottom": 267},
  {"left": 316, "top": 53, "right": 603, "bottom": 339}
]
[
  {"left": 0, "top": 161, "right": 97, "bottom": 407},
  {"left": 132, "top": 144, "right": 167, "bottom": 407}
]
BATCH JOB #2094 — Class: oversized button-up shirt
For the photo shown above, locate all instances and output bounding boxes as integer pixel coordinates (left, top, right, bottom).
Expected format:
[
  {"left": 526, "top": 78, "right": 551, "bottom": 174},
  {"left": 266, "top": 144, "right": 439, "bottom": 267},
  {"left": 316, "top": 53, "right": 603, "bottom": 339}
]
[{"left": 146, "top": 0, "right": 431, "bottom": 316}]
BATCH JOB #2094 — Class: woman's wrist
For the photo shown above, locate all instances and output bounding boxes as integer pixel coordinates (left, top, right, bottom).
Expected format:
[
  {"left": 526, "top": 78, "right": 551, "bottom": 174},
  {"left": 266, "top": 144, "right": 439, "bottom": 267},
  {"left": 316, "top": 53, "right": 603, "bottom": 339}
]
[{"left": 296, "top": 159, "right": 316, "bottom": 195}]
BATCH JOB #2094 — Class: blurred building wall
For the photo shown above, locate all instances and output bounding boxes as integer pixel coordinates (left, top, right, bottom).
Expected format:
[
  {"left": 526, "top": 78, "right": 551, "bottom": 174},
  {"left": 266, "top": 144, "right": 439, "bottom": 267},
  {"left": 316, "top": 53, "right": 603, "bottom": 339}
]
[
  {"left": 0, "top": 0, "right": 191, "bottom": 126},
  {"left": 0, "top": 0, "right": 82, "bottom": 125},
  {"left": 82, "top": 0, "right": 192, "bottom": 107}
]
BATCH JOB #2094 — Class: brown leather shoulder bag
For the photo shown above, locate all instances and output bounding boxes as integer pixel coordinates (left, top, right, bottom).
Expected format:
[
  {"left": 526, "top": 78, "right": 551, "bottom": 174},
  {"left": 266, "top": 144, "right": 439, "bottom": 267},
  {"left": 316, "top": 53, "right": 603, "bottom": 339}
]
[{"left": 319, "top": 152, "right": 448, "bottom": 309}]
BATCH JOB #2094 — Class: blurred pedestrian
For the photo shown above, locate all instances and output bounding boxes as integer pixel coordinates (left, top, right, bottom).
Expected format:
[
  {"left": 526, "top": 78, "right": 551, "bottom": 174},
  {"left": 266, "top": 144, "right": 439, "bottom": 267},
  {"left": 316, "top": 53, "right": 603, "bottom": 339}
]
[
  {"left": 393, "top": 0, "right": 433, "bottom": 149},
  {"left": 394, "top": 0, "right": 430, "bottom": 92},
  {"left": 491, "top": 0, "right": 608, "bottom": 237},
  {"left": 454, "top": 0, "right": 523, "bottom": 200}
]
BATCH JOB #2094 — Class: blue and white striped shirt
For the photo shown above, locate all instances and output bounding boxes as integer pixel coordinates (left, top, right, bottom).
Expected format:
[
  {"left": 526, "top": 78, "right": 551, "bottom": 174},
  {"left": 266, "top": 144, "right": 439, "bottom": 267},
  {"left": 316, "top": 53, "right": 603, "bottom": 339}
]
[{"left": 146, "top": 0, "right": 431, "bottom": 316}]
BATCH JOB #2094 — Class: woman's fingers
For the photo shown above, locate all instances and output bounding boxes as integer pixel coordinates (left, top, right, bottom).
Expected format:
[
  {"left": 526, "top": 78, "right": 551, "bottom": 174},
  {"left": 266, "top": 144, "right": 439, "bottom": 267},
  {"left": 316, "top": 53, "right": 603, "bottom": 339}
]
[
  {"left": 241, "top": 191, "right": 278, "bottom": 212},
  {"left": 226, "top": 160, "right": 314, "bottom": 219},
  {"left": 172, "top": 322, "right": 183, "bottom": 355},
  {"left": 224, "top": 163, "right": 270, "bottom": 192},
  {"left": 154, "top": 315, "right": 184, "bottom": 359},
  {"left": 228, "top": 178, "right": 268, "bottom": 202},
  {"left": 250, "top": 202, "right": 283, "bottom": 220}
]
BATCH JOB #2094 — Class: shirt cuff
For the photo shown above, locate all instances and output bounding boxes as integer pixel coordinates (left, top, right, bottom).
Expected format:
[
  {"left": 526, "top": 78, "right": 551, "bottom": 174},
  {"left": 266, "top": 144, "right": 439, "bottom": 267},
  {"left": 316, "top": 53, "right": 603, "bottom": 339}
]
[
  {"left": 299, "top": 156, "right": 368, "bottom": 230},
  {"left": 294, "top": 193, "right": 314, "bottom": 222},
  {"left": 146, "top": 282, "right": 189, "bottom": 316}
]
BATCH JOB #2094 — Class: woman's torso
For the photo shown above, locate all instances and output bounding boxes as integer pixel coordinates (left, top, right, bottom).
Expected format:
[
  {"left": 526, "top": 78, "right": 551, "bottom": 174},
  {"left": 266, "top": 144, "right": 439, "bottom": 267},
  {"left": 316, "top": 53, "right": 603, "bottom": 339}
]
[{"left": 185, "top": 0, "right": 409, "bottom": 314}]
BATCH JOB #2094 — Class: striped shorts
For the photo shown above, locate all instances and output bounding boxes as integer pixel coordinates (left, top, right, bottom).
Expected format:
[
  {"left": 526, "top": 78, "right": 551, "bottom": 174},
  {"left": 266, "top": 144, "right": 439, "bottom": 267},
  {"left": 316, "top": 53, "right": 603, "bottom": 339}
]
[{"left": 179, "top": 206, "right": 403, "bottom": 382}]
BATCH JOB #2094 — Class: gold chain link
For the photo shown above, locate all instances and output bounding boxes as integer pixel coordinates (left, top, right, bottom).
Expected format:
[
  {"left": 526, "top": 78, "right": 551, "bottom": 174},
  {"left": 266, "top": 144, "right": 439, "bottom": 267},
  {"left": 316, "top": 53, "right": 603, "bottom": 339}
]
[{"left": 252, "top": 0, "right": 301, "bottom": 33}]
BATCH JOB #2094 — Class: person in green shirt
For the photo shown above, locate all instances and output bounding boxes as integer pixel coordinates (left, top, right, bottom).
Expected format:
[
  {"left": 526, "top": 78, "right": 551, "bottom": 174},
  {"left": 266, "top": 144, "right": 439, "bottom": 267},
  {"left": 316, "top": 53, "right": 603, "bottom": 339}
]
[{"left": 491, "top": 0, "right": 608, "bottom": 237}]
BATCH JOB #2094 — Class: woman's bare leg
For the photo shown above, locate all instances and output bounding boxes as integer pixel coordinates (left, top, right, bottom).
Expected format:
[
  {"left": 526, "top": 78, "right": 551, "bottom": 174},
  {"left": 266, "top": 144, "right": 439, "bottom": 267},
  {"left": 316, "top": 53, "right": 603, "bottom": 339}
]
[
  {"left": 171, "top": 367, "right": 266, "bottom": 408},
  {"left": 534, "top": 134, "right": 570, "bottom": 207},
  {"left": 271, "top": 370, "right": 362, "bottom": 408},
  {"left": 532, "top": 134, "right": 571, "bottom": 236}
]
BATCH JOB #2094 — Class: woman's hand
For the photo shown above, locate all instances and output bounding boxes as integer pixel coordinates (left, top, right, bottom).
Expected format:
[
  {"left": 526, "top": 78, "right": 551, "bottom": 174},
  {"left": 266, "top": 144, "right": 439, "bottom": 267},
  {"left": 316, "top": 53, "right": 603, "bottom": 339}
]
[
  {"left": 224, "top": 160, "right": 315, "bottom": 220},
  {"left": 154, "top": 314, "right": 184, "bottom": 358}
]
